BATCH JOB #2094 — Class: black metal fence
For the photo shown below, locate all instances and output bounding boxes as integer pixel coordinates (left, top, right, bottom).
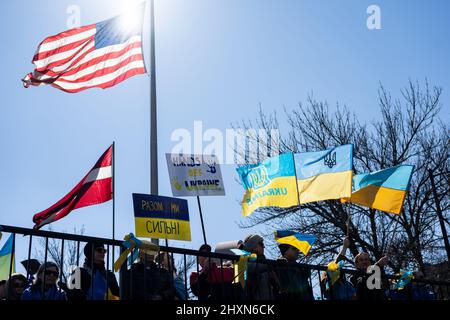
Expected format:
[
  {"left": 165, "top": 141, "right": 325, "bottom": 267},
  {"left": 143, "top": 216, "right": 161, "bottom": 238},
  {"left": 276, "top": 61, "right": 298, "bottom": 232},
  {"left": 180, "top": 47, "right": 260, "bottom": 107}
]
[{"left": 1, "top": 224, "right": 449, "bottom": 301}]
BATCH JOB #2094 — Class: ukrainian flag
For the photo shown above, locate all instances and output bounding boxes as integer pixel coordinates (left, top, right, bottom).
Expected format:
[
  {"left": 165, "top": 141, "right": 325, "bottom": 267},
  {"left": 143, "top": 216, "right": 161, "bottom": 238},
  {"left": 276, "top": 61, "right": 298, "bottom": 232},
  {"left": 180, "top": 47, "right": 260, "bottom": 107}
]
[
  {"left": 294, "top": 144, "right": 353, "bottom": 204},
  {"left": 344, "top": 165, "right": 414, "bottom": 215},
  {"left": 0, "top": 234, "right": 15, "bottom": 281},
  {"left": 275, "top": 230, "right": 316, "bottom": 255},
  {"left": 237, "top": 153, "right": 299, "bottom": 217}
]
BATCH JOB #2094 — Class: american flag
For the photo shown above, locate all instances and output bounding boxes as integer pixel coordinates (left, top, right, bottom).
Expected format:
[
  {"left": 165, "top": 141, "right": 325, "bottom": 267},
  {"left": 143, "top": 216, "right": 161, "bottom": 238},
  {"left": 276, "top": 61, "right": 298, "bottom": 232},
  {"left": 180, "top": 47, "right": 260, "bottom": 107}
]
[
  {"left": 22, "top": 4, "right": 146, "bottom": 93},
  {"left": 33, "top": 145, "right": 113, "bottom": 229}
]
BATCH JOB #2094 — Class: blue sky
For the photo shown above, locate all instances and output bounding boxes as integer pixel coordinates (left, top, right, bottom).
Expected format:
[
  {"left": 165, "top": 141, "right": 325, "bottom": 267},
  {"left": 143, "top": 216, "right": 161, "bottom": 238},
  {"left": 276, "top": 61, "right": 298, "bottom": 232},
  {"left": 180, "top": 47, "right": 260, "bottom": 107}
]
[{"left": 1, "top": 0, "right": 449, "bottom": 271}]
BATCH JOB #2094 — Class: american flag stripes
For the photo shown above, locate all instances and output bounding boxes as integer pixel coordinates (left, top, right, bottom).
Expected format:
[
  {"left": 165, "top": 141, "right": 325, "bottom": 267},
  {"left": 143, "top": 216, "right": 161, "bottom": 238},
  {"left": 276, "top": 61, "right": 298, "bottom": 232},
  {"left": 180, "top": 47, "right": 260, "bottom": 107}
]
[
  {"left": 33, "top": 146, "right": 113, "bottom": 229},
  {"left": 22, "top": 4, "right": 146, "bottom": 93}
]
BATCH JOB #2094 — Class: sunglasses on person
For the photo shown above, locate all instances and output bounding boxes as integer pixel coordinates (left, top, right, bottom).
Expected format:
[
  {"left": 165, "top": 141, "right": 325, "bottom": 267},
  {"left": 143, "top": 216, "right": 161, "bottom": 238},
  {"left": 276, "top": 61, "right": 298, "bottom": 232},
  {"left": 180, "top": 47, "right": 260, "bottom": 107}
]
[
  {"left": 44, "top": 270, "right": 59, "bottom": 277},
  {"left": 13, "top": 281, "right": 25, "bottom": 288}
]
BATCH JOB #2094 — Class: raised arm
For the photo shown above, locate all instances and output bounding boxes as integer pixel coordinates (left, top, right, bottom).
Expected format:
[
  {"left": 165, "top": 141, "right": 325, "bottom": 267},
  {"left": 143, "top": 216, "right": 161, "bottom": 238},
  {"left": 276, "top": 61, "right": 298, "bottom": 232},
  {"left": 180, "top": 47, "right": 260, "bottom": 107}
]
[{"left": 334, "top": 237, "right": 351, "bottom": 263}]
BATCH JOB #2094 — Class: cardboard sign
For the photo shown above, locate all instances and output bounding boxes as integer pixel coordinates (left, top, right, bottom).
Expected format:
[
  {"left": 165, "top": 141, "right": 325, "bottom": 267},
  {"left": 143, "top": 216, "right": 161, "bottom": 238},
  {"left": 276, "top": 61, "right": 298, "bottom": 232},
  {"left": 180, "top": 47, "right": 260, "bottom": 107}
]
[
  {"left": 166, "top": 153, "right": 225, "bottom": 197},
  {"left": 132, "top": 193, "right": 191, "bottom": 241}
]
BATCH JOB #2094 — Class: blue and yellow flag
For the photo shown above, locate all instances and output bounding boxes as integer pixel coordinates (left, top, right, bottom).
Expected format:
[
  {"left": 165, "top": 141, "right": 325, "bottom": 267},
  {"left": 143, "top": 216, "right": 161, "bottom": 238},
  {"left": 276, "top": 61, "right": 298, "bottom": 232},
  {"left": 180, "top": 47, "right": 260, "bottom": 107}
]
[
  {"left": 343, "top": 165, "right": 414, "bottom": 215},
  {"left": 294, "top": 144, "right": 353, "bottom": 204},
  {"left": 230, "top": 249, "right": 257, "bottom": 288},
  {"left": 392, "top": 270, "right": 414, "bottom": 290},
  {"left": 237, "top": 153, "right": 299, "bottom": 217},
  {"left": 275, "top": 230, "right": 316, "bottom": 255},
  {"left": 0, "top": 234, "right": 15, "bottom": 281},
  {"left": 326, "top": 260, "right": 345, "bottom": 285}
]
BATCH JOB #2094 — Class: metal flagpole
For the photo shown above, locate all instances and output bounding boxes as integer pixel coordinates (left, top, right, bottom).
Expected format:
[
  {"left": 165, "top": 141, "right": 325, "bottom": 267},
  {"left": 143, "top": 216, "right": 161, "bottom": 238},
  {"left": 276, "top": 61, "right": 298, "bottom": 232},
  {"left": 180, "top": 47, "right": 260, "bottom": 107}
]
[
  {"left": 112, "top": 141, "right": 115, "bottom": 240},
  {"left": 346, "top": 203, "right": 351, "bottom": 238},
  {"left": 149, "top": 0, "right": 159, "bottom": 246},
  {"left": 197, "top": 196, "right": 207, "bottom": 244},
  {"left": 388, "top": 214, "right": 401, "bottom": 256},
  {"left": 291, "top": 152, "right": 302, "bottom": 215}
]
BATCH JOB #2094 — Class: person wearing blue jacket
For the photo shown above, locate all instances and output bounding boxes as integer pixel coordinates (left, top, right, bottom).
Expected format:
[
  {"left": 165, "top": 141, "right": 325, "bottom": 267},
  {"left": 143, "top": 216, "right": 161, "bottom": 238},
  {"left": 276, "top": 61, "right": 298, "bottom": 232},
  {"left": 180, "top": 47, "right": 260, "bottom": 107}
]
[
  {"left": 21, "top": 262, "right": 67, "bottom": 300},
  {"left": 66, "top": 242, "right": 119, "bottom": 300}
]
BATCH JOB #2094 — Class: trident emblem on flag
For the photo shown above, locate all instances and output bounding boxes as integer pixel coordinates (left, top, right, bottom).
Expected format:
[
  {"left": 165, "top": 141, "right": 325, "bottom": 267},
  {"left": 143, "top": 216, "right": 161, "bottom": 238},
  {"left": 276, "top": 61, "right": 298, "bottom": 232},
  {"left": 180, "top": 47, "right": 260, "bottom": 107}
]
[{"left": 324, "top": 152, "right": 337, "bottom": 168}]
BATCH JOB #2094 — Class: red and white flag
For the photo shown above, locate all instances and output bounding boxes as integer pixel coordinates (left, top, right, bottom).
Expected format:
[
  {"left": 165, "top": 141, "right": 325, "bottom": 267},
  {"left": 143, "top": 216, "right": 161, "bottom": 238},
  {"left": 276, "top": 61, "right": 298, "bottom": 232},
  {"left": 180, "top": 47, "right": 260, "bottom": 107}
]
[
  {"left": 22, "top": 4, "right": 146, "bottom": 93},
  {"left": 33, "top": 146, "right": 113, "bottom": 229}
]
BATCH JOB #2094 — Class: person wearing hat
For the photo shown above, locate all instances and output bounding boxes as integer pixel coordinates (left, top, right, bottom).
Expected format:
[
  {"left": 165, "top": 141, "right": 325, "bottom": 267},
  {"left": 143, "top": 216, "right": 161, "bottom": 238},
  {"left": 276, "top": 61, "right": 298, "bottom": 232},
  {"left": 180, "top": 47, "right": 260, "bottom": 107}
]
[
  {"left": 190, "top": 243, "right": 242, "bottom": 301},
  {"left": 67, "top": 242, "right": 119, "bottom": 300},
  {"left": 243, "top": 234, "right": 280, "bottom": 300},
  {"left": 190, "top": 244, "right": 213, "bottom": 300},
  {"left": 122, "top": 249, "right": 175, "bottom": 300},
  {"left": 275, "top": 244, "right": 314, "bottom": 300},
  {"left": 4, "top": 273, "right": 27, "bottom": 300},
  {"left": 21, "top": 262, "right": 66, "bottom": 300}
]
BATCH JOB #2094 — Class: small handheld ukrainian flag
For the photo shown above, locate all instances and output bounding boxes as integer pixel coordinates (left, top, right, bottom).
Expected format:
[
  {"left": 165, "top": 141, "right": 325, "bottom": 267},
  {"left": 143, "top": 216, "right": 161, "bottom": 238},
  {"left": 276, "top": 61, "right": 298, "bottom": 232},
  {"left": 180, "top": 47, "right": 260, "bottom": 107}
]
[
  {"left": 275, "top": 230, "right": 316, "bottom": 256},
  {"left": 0, "top": 234, "right": 15, "bottom": 281},
  {"left": 343, "top": 165, "right": 414, "bottom": 215},
  {"left": 294, "top": 144, "right": 353, "bottom": 204},
  {"left": 237, "top": 153, "right": 299, "bottom": 217}
]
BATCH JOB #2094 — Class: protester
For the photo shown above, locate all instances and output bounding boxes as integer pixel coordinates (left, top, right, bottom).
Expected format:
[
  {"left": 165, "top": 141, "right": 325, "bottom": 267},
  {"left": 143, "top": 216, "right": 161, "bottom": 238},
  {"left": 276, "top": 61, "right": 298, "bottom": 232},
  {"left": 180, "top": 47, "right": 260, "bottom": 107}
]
[
  {"left": 190, "top": 244, "right": 213, "bottom": 300},
  {"left": 350, "top": 251, "right": 389, "bottom": 300},
  {"left": 21, "top": 262, "right": 67, "bottom": 300},
  {"left": 320, "top": 237, "right": 355, "bottom": 300},
  {"left": 157, "top": 251, "right": 188, "bottom": 300},
  {"left": 243, "top": 234, "right": 280, "bottom": 300},
  {"left": 0, "top": 279, "right": 7, "bottom": 300},
  {"left": 68, "top": 242, "right": 119, "bottom": 300},
  {"left": 410, "top": 271, "right": 436, "bottom": 300},
  {"left": 123, "top": 249, "right": 175, "bottom": 300},
  {"left": 5, "top": 273, "right": 27, "bottom": 300},
  {"left": 190, "top": 243, "right": 240, "bottom": 300},
  {"left": 388, "top": 270, "right": 436, "bottom": 300},
  {"left": 275, "top": 243, "right": 314, "bottom": 300}
]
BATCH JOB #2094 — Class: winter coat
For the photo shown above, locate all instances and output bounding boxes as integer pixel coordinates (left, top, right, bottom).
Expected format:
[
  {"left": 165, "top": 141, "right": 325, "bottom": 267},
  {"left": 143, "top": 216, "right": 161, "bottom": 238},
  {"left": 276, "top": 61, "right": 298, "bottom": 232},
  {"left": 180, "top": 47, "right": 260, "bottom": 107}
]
[
  {"left": 350, "top": 272, "right": 387, "bottom": 301},
  {"left": 67, "top": 260, "right": 119, "bottom": 300},
  {"left": 21, "top": 283, "right": 67, "bottom": 300},
  {"left": 190, "top": 262, "right": 243, "bottom": 301},
  {"left": 122, "top": 261, "right": 175, "bottom": 300},
  {"left": 274, "top": 258, "right": 314, "bottom": 300},
  {"left": 245, "top": 255, "right": 280, "bottom": 300}
]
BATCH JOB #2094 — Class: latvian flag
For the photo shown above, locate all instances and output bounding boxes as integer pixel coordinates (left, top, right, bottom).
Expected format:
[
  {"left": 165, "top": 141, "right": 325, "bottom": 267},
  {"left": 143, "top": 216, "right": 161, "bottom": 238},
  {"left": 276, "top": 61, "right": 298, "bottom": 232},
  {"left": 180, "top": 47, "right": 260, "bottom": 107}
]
[
  {"left": 33, "top": 146, "right": 113, "bottom": 230},
  {"left": 22, "top": 4, "right": 146, "bottom": 93}
]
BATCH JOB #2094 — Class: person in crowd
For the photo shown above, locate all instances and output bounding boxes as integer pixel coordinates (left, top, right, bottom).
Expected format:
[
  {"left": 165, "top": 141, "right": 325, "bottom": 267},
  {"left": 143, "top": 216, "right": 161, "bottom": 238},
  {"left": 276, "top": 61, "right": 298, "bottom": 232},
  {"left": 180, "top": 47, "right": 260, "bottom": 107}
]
[
  {"left": 68, "top": 242, "right": 119, "bottom": 300},
  {"left": 4, "top": 273, "right": 27, "bottom": 300},
  {"left": 190, "top": 244, "right": 213, "bottom": 300},
  {"left": 157, "top": 251, "right": 187, "bottom": 300},
  {"left": 0, "top": 279, "right": 7, "bottom": 300},
  {"left": 190, "top": 243, "right": 241, "bottom": 301},
  {"left": 388, "top": 270, "right": 437, "bottom": 300},
  {"left": 21, "top": 262, "right": 67, "bottom": 300},
  {"left": 275, "top": 243, "right": 314, "bottom": 300},
  {"left": 123, "top": 249, "right": 175, "bottom": 300},
  {"left": 243, "top": 234, "right": 280, "bottom": 300},
  {"left": 320, "top": 237, "right": 355, "bottom": 300},
  {"left": 350, "top": 251, "right": 389, "bottom": 300},
  {"left": 410, "top": 271, "right": 436, "bottom": 300}
]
